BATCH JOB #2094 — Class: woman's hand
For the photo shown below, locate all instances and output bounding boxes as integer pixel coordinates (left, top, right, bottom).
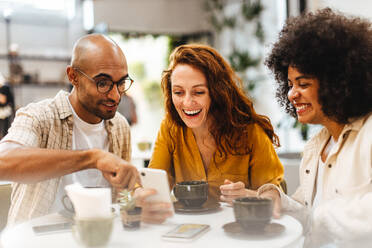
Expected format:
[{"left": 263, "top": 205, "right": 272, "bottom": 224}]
[
  {"left": 134, "top": 187, "right": 174, "bottom": 224},
  {"left": 219, "top": 179, "right": 256, "bottom": 204},
  {"left": 258, "top": 188, "right": 282, "bottom": 218}
]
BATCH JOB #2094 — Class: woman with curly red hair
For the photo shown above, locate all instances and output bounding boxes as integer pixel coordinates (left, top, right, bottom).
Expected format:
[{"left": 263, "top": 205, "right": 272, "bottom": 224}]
[{"left": 135, "top": 44, "right": 284, "bottom": 224}]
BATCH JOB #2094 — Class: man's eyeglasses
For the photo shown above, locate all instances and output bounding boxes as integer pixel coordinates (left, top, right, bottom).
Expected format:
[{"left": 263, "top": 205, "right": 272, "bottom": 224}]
[{"left": 73, "top": 68, "right": 133, "bottom": 94}]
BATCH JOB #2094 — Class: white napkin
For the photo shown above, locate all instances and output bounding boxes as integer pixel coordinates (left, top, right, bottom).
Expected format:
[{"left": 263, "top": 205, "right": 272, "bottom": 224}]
[{"left": 65, "top": 183, "right": 112, "bottom": 219}]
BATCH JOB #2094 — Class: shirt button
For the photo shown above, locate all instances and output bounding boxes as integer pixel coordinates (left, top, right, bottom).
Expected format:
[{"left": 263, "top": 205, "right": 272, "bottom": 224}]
[
  {"left": 328, "top": 164, "right": 332, "bottom": 168},
  {"left": 335, "top": 189, "right": 338, "bottom": 193},
  {"left": 305, "top": 169, "right": 310, "bottom": 174},
  {"left": 305, "top": 201, "right": 308, "bottom": 206}
]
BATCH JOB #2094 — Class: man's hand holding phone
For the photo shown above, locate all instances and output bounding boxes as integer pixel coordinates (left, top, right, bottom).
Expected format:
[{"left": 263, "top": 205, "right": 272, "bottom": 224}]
[
  {"left": 134, "top": 187, "right": 174, "bottom": 223},
  {"left": 134, "top": 168, "right": 174, "bottom": 224}
]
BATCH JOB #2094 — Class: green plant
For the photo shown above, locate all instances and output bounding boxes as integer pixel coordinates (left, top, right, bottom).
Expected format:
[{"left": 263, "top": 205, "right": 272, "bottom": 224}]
[
  {"left": 277, "top": 118, "right": 310, "bottom": 141},
  {"left": 117, "top": 189, "right": 136, "bottom": 211},
  {"left": 128, "top": 62, "right": 146, "bottom": 81},
  {"left": 292, "top": 120, "right": 309, "bottom": 141},
  {"left": 205, "top": 0, "right": 266, "bottom": 93},
  {"left": 143, "top": 80, "right": 163, "bottom": 107},
  {"left": 242, "top": 0, "right": 264, "bottom": 21},
  {"left": 228, "top": 49, "right": 260, "bottom": 72}
]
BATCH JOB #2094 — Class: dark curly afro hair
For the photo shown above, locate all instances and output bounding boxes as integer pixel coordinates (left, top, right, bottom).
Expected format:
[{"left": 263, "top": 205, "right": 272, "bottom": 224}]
[{"left": 265, "top": 8, "right": 372, "bottom": 124}]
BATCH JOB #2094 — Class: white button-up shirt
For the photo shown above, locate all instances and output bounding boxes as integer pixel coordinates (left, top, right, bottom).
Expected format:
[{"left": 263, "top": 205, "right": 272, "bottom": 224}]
[
  {"left": 0, "top": 91, "right": 131, "bottom": 226},
  {"left": 259, "top": 112, "right": 372, "bottom": 245}
]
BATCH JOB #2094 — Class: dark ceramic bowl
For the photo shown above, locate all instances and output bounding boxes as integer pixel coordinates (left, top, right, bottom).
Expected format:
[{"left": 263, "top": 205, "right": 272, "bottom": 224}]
[
  {"left": 233, "top": 197, "right": 273, "bottom": 230},
  {"left": 173, "top": 181, "right": 208, "bottom": 208}
]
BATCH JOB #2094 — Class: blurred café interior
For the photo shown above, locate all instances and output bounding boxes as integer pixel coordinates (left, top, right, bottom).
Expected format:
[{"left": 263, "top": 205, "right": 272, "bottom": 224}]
[{"left": 0, "top": 0, "right": 370, "bottom": 234}]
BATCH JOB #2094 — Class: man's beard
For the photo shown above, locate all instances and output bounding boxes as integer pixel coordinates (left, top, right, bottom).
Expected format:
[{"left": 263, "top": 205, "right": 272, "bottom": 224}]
[
  {"left": 82, "top": 100, "right": 117, "bottom": 120},
  {"left": 96, "top": 109, "right": 116, "bottom": 120}
]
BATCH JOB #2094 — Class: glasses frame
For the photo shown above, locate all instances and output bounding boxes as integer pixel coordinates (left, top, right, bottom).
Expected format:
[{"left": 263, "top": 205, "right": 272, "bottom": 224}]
[{"left": 73, "top": 67, "right": 133, "bottom": 94}]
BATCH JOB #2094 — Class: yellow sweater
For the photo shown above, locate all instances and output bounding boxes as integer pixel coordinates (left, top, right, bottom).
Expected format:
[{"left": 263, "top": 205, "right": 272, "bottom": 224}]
[{"left": 149, "top": 119, "right": 284, "bottom": 198}]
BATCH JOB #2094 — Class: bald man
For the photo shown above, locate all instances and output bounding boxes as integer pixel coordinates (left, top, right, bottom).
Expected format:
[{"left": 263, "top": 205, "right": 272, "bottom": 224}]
[{"left": 0, "top": 34, "right": 139, "bottom": 225}]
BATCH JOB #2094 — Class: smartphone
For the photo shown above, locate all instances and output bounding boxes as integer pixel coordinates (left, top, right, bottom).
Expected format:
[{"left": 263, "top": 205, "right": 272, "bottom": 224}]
[
  {"left": 162, "top": 224, "right": 210, "bottom": 241},
  {"left": 138, "top": 168, "right": 174, "bottom": 213},
  {"left": 32, "top": 222, "right": 72, "bottom": 235}
]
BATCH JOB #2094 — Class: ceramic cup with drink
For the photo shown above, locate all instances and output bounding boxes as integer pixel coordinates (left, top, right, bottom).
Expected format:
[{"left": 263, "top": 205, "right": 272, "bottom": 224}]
[
  {"left": 73, "top": 214, "right": 115, "bottom": 247},
  {"left": 232, "top": 197, "right": 273, "bottom": 230},
  {"left": 65, "top": 184, "right": 115, "bottom": 247},
  {"left": 173, "top": 181, "right": 208, "bottom": 208}
]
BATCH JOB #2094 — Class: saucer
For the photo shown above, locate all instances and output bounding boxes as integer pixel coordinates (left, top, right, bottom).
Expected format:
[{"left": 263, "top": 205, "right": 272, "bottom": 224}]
[
  {"left": 223, "top": 222, "right": 285, "bottom": 238},
  {"left": 174, "top": 199, "right": 221, "bottom": 213}
]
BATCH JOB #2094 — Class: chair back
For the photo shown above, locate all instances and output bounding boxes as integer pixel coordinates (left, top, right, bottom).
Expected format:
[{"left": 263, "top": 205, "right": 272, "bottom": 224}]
[
  {"left": 280, "top": 179, "right": 288, "bottom": 194},
  {"left": 0, "top": 183, "right": 12, "bottom": 231}
]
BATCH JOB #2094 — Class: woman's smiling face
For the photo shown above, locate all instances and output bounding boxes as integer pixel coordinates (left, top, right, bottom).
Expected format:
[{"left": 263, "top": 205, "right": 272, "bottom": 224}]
[
  {"left": 287, "top": 66, "right": 328, "bottom": 125},
  {"left": 171, "top": 64, "right": 211, "bottom": 130}
]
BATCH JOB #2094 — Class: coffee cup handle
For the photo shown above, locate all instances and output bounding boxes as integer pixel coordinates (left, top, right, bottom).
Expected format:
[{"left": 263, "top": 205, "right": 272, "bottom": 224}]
[{"left": 62, "top": 195, "right": 75, "bottom": 213}]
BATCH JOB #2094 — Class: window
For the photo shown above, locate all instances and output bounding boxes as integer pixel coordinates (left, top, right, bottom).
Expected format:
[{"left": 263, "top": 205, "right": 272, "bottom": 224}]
[{"left": 0, "top": 0, "right": 75, "bottom": 19}]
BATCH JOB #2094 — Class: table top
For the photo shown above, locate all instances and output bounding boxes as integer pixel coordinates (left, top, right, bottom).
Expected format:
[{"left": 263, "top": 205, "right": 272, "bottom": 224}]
[{"left": 1, "top": 203, "right": 303, "bottom": 248}]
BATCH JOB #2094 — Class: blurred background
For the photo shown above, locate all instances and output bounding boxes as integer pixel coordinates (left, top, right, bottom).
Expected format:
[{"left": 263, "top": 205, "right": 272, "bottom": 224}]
[{"left": 0, "top": 0, "right": 371, "bottom": 196}]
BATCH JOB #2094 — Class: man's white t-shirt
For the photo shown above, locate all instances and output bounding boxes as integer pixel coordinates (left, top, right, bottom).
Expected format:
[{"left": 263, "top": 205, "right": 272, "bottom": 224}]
[{"left": 49, "top": 96, "right": 110, "bottom": 213}]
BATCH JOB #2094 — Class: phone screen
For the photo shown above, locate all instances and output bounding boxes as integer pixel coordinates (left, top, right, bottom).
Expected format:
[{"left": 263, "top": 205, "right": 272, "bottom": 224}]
[
  {"left": 162, "top": 224, "right": 210, "bottom": 240},
  {"left": 32, "top": 222, "right": 72, "bottom": 234}
]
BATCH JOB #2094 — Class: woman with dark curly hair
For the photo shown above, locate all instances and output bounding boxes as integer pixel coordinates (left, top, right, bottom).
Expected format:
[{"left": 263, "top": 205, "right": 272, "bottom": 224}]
[
  {"left": 258, "top": 8, "right": 372, "bottom": 246},
  {"left": 135, "top": 44, "right": 284, "bottom": 223}
]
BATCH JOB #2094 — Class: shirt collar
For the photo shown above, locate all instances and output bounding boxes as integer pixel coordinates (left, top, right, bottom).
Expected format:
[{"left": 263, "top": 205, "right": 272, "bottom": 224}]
[
  {"left": 54, "top": 90, "right": 73, "bottom": 120},
  {"left": 305, "top": 113, "right": 371, "bottom": 150}
]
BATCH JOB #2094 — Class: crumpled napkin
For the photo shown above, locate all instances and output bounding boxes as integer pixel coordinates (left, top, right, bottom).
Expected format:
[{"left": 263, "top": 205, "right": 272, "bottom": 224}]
[{"left": 65, "top": 183, "right": 111, "bottom": 219}]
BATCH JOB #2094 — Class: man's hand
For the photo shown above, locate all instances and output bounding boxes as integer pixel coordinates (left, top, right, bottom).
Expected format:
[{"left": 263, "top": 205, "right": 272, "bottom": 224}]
[
  {"left": 220, "top": 179, "right": 256, "bottom": 204},
  {"left": 259, "top": 188, "right": 282, "bottom": 218},
  {"left": 95, "top": 150, "right": 139, "bottom": 190},
  {"left": 134, "top": 187, "right": 173, "bottom": 224}
]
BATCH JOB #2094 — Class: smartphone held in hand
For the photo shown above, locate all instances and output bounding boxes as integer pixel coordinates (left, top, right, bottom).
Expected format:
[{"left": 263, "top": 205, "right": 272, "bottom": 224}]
[
  {"left": 138, "top": 168, "right": 174, "bottom": 213},
  {"left": 162, "top": 223, "right": 210, "bottom": 242}
]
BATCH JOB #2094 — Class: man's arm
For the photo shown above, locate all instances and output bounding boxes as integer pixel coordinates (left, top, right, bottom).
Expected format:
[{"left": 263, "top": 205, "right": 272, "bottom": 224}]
[{"left": 0, "top": 144, "right": 138, "bottom": 189}]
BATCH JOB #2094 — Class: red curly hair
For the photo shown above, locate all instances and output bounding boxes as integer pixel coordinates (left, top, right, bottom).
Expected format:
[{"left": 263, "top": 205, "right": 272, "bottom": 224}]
[{"left": 161, "top": 44, "right": 280, "bottom": 158}]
